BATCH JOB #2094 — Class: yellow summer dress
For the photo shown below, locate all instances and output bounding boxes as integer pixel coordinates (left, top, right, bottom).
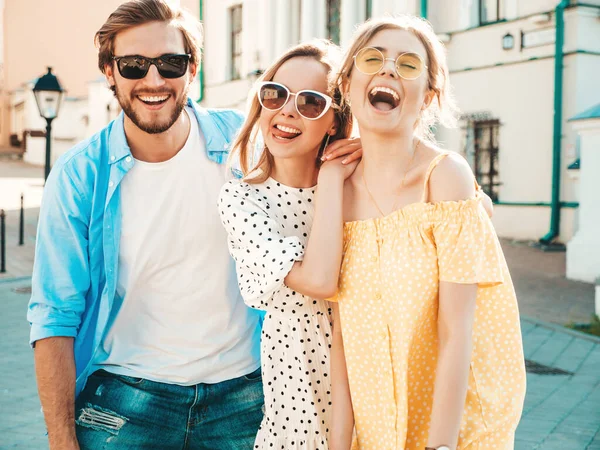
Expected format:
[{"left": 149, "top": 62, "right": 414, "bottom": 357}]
[{"left": 332, "top": 153, "right": 526, "bottom": 450}]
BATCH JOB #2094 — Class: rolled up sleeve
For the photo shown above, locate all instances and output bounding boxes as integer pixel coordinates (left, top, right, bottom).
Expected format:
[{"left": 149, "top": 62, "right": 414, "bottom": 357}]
[{"left": 27, "top": 163, "right": 91, "bottom": 346}]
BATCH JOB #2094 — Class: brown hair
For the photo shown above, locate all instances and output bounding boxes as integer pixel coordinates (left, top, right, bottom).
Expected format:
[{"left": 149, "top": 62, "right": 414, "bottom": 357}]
[
  {"left": 338, "top": 16, "right": 458, "bottom": 142},
  {"left": 95, "top": 0, "right": 202, "bottom": 74},
  {"left": 229, "top": 39, "right": 353, "bottom": 184}
]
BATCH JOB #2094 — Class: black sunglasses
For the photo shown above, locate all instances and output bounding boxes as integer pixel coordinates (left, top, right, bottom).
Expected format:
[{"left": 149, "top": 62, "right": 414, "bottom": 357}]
[{"left": 112, "top": 54, "right": 191, "bottom": 80}]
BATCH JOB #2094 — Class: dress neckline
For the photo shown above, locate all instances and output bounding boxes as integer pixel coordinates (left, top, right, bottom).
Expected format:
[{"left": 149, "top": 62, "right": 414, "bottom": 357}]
[
  {"left": 344, "top": 192, "right": 483, "bottom": 228},
  {"left": 266, "top": 177, "right": 317, "bottom": 192}
]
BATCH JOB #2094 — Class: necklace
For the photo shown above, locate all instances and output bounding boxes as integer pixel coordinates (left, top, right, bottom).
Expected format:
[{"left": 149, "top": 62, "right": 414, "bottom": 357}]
[{"left": 362, "top": 140, "right": 420, "bottom": 218}]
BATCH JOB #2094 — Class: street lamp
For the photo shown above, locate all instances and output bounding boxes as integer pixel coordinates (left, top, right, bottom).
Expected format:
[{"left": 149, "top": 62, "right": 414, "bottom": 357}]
[
  {"left": 502, "top": 32, "right": 515, "bottom": 50},
  {"left": 33, "top": 67, "right": 64, "bottom": 181}
]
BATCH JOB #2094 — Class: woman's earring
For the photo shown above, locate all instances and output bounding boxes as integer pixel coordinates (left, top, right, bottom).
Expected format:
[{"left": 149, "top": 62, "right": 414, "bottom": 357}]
[
  {"left": 323, "top": 133, "right": 331, "bottom": 150},
  {"left": 317, "top": 133, "right": 332, "bottom": 167}
]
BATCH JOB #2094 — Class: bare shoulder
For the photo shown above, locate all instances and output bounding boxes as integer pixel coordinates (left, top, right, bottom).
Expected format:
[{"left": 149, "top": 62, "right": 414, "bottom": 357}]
[{"left": 428, "top": 151, "right": 476, "bottom": 203}]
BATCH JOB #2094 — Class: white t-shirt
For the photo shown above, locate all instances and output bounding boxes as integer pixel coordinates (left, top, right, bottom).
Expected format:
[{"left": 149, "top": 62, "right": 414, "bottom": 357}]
[{"left": 97, "top": 107, "right": 260, "bottom": 385}]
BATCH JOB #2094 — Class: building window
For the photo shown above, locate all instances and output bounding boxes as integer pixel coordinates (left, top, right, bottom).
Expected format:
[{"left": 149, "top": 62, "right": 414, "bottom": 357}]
[
  {"left": 468, "top": 0, "right": 501, "bottom": 27},
  {"left": 327, "top": 0, "right": 341, "bottom": 44},
  {"left": 365, "top": 0, "right": 372, "bottom": 19},
  {"left": 230, "top": 5, "right": 243, "bottom": 80},
  {"left": 480, "top": 0, "right": 500, "bottom": 24},
  {"left": 473, "top": 120, "right": 501, "bottom": 201}
]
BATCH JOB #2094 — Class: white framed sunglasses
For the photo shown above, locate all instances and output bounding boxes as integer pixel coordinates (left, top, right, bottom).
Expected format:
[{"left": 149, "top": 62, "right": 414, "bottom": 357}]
[
  {"left": 353, "top": 47, "right": 428, "bottom": 80},
  {"left": 256, "top": 81, "right": 333, "bottom": 120}
]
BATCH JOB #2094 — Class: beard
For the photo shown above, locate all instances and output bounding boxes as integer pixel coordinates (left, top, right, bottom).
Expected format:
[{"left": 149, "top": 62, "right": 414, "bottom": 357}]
[{"left": 113, "top": 82, "right": 190, "bottom": 134}]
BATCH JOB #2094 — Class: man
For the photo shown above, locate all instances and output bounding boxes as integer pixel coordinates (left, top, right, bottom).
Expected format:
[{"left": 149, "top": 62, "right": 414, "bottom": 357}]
[{"left": 27, "top": 1, "right": 263, "bottom": 448}]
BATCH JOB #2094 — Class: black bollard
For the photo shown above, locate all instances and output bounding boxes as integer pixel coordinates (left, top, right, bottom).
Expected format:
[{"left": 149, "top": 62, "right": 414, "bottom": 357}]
[
  {"left": 19, "top": 193, "right": 24, "bottom": 246},
  {"left": 1, "top": 209, "right": 5, "bottom": 273}
]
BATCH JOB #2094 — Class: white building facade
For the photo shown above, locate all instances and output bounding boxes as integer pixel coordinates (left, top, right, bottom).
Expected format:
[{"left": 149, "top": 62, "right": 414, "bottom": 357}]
[
  {"left": 200, "top": 0, "right": 600, "bottom": 245},
  {"left": 6, "top": 0, "right": 600, "bottom": 249}
]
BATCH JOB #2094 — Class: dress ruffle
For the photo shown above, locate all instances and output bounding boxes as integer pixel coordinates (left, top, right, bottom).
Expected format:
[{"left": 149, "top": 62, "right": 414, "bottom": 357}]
[
  {"left": 342, "top": 193, "right": 504, "bottom": 287},
  {"left": 254, "top": 431, "right": 328, "bottom": 449}
]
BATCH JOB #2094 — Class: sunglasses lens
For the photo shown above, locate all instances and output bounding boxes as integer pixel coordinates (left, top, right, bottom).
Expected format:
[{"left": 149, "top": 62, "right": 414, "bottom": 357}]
[
  {"left": 259, "top": 83, "right": 288, "bottom": 110},
  {"left": 396, "top": 53, "right": 424, "bottom": 79},
  {"left": 297, "top": 92, "right": 328, "bottom": 119},
  {"left": 355, "top": 47, "right": 384, "bottom": 75},
  {"left": 118, "top": 56, "right": 149, "bottom": 80},
  {"left": 156, "top": 55, "right": 189, "bottom": 78}
]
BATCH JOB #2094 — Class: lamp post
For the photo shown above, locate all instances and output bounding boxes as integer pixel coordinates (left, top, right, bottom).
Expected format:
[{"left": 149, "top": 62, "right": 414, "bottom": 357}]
[{"left": 32, "top": 67, "right": 64, "bottom": 182}]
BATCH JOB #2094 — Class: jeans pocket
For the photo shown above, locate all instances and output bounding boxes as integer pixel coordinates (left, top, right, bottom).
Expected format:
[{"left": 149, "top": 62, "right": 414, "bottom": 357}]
[
  {"left": 242, "top": 367, "right": 262, "bottom": 382},
  {"left": 93, "top": 370, "right": 145, "bottom": 386}
]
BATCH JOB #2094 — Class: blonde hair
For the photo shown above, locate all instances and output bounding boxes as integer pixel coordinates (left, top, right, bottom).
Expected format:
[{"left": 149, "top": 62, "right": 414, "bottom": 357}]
[
  {"left": 229, "top": 40, "right": 353, "bottom": 184},
  {"left": 338, "top": 16, "right": 458, "bottom": 142},
  {"left": 95, "top": 0, "right": 202, "bottom": 74}
]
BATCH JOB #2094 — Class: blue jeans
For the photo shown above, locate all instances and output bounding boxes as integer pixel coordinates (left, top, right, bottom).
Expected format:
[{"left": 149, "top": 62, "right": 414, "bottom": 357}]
[{"left": 75, "top": 368, "right": 264, "bottom": 449}]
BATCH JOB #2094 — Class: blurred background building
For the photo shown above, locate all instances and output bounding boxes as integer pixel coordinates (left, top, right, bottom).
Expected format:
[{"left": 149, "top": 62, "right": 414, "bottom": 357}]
[
  {"left": 0, "top": 0, "right": 198, "bottom": 166},
  {"left": 1, "top": 0, "right": 599, "bottom": 280}
]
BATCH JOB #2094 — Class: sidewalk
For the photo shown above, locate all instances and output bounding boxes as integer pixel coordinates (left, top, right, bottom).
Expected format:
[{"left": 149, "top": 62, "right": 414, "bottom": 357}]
[
  {"left": 0, "top": 160, "right": 43, "bottom": 280},
  {"left": 505, "top": 240, "right": 596, "bottom": 326},
  {"left": 516, "top": 319, "right": 600, "bottom": 449},
  {"left": 1, "top": 276, "right": 599, "bottom": 449},
  {"left": 0, "top": 278, "right": 46, "bottom": 450}
]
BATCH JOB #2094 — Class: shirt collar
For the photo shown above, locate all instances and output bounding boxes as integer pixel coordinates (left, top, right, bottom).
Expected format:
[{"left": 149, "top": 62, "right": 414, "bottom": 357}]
[
  {"left": 107, "top": 97, "right": 229, "bottom": 165},
  {"left": 107, "top": 111, "right": 131, "bottom": 165},
  {"left": 187, "top": 98, "right": 230, "bottom": 153}
]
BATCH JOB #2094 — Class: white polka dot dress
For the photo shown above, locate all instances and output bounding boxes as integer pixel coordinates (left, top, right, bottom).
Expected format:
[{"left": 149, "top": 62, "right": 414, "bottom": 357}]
[
  {"left": 219, "top": 177, "right": 332, "bottom": 450},
  {"left": 330, "top": 154, "right": 527, "bottom": 449}
]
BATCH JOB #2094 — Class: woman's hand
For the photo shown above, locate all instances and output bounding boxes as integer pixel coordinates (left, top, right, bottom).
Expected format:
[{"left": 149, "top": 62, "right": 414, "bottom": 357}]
[
  {"left": 481, "top": 191, "right": 494, "bottom": 218},
  {"left": 321, "top": 137, "right": 362, "bottom": 165},
  {"left": 319, "top": 154, "right": 360, "bottom": 181}
]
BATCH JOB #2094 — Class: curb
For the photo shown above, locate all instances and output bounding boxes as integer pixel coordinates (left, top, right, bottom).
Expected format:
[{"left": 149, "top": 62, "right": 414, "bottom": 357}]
[
  {"left": 0, "top": 275, "right": 31, "bottom": 285},
  {"left": 521, "top": 315, "right": 600, "bottom": 344}
]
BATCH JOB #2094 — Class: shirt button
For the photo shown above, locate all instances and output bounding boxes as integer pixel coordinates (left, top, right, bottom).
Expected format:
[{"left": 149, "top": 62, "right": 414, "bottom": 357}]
[
  {"left": 110, "top": 155, "right": 116, "bottom": 161},
  {"left": 125, "top": 156, "right": 132, "bottom": 163},
  {"left": 109, "top": 181, "right": 114, "bottom": 187},
  {"left": 375, "top": 292, "right": 382, "bottom": 300},
  {"left": 371, "top": 256, "right": 377, "bottom": 263}
]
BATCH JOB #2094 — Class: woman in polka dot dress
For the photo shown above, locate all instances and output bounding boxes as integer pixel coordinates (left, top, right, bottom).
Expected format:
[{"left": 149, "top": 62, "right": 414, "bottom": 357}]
[
  {"left": 329, "top": 17, "right": 526, "bottom": 450},
  {"left": 218, "top": 40, "right": 360, "bottom": 449}
]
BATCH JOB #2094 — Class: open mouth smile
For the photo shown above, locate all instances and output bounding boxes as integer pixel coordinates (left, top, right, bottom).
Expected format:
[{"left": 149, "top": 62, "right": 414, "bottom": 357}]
[
  {"left": 368, "top": 86, "right": 401, "bottom": 111},
  {"left": 137, "top": 94, "right": 171, "bottom": 106},
  {"left": 272, "top": 124, "right": 302, "bottom": 141}
]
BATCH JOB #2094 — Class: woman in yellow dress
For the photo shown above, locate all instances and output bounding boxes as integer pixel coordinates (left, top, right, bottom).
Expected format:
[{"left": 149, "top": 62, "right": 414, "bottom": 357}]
[{"left": 329, "top": 16, "right": 527, "bottom": 450}]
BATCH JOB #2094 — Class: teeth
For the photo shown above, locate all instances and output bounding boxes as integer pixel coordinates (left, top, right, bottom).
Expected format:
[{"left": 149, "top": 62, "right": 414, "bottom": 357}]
[
  {"left": 370, "top": 86, "right": 400, "bottom": 101},
  {"left": 139, "top": 95, "right": 169, "bottom": 102},
  {"left": 275, "top": 124, "right": 301, "bottom": 134}
]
